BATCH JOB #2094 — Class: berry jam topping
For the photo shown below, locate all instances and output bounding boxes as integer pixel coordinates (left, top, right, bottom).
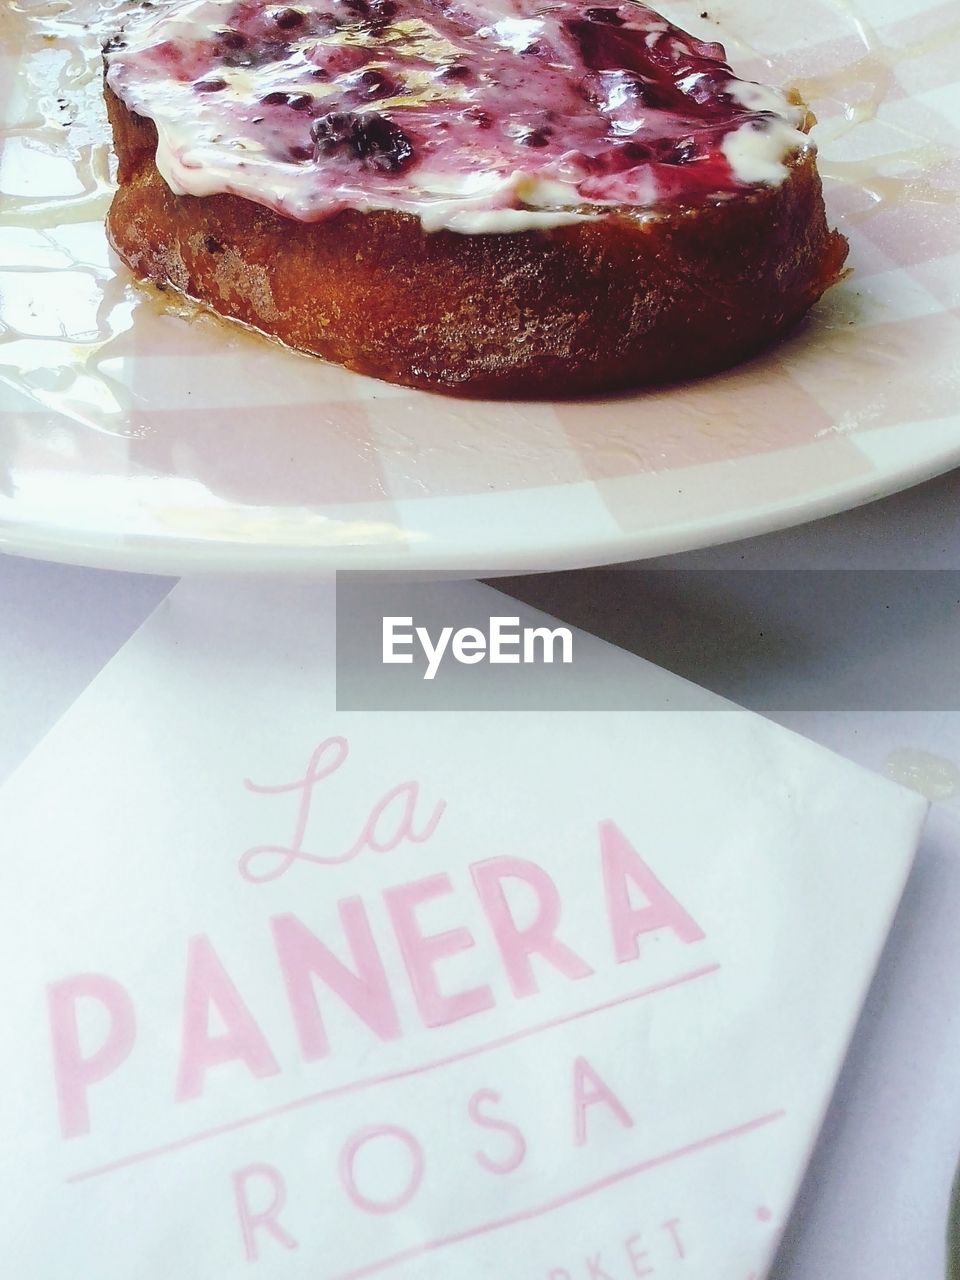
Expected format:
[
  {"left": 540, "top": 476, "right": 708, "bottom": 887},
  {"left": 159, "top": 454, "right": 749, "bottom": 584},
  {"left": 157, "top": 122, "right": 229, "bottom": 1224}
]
[
  {"left": 274, "top": 7, "right": 306, "bottom": 27},
  {"left": 105, "top": 0, "right": 810, "bottom": 234}
]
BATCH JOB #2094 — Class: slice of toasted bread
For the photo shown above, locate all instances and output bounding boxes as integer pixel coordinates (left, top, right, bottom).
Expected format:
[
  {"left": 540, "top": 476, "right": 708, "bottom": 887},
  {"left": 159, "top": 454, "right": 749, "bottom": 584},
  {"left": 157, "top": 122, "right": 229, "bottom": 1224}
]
[{"left": 104, "top": 2, "right": 848, "bottom": 399}]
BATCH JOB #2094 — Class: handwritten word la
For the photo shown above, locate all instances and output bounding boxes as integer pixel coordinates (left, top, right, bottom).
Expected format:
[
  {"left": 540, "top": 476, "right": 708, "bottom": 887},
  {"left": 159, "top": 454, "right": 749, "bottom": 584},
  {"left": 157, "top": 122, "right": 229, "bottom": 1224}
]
[{"left": 239, "top": 737, "right": 446, "bottom": 884}]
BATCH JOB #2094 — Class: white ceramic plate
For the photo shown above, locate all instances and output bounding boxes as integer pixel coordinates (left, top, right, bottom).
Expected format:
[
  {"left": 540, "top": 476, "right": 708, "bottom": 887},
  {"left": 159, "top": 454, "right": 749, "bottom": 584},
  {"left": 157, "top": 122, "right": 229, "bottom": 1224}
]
[{"left": 1, "top": 0, "right": 959, "bottom": 575}]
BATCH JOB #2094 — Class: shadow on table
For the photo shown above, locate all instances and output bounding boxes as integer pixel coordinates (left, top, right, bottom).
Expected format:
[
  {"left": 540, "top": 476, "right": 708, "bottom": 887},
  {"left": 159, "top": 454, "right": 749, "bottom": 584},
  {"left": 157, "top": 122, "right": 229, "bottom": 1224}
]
[{"left": 496, "top": 567, "right": 960, "bottom": 713}]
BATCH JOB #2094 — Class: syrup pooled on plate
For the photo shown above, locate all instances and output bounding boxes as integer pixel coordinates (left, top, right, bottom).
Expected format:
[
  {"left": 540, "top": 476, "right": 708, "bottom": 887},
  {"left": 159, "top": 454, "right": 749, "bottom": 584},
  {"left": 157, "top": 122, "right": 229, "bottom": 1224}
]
[{"left": 105, "top": 0, "right": 811, "bottom": 232}]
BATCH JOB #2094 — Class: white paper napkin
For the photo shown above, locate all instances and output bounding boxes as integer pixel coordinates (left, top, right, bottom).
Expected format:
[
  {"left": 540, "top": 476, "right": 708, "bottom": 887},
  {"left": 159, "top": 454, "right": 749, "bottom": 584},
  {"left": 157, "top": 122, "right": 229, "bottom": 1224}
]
[{"left": 0, "top": 579, "right": 927, "bottom": 1280}]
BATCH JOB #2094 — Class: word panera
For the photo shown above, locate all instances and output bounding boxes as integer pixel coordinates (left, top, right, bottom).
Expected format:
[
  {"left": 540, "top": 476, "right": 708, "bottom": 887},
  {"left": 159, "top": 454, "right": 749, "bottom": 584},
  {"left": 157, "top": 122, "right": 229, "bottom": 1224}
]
[
  {"left": 382, "top": 615, "right": 574, "bottom": 680},
  {"left": 48, "top": 824, "right": 703, "bottom": 1141}
]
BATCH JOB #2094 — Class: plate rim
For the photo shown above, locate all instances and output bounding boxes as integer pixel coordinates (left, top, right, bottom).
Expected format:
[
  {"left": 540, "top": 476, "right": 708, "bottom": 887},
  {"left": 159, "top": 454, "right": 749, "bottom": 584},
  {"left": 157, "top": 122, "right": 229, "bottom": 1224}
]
[{"left": 3, "top": 436, "right": 958, "bottom": 577}]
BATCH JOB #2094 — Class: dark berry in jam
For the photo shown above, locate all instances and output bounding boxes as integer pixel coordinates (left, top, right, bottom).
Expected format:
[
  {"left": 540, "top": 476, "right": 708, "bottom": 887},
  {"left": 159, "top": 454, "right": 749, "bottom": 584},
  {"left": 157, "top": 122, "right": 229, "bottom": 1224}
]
[
  {"left": 353, "top": 113, "right": 414, "bottom": 171},
  {"left": 440, "top": 63, "right": 471, "bottom": 80},
  {"left": 311, "top": 110, "right": 414, "bottom": 172},
  {"left": 215, "top": 28, "right": 247, "bottom": 49},
  {"left": 584, "top": 6, "right": 624, "bottom": 23},
  {"left": 311, "top": 111, "right": 355, "bottom": 154},
  {"left": 195, "top": 77, "right": 228, "bottom": 92},
  {"left": 260, "top": 90, "right": 314, "bottom": 109},
  {"left": 225, "top": 39, "right": 291, "bottom": 68},
  {"left": 521, "top": 127, "right": 551, "bottom": 147},
  {"left": 356, "top": 69, "right": 396, "bottom": 99},
  {"left": 273, "top": 7, "right": 305, "bottom": 28},
  {"left": 255, "top": 40, "right": 290, "bottom": 65},
  {"left": 584, "top": 139, "right": 658, "bottom": 175},
  {"left": 370, "top": 0, "right": 398, "bottom": 17}
]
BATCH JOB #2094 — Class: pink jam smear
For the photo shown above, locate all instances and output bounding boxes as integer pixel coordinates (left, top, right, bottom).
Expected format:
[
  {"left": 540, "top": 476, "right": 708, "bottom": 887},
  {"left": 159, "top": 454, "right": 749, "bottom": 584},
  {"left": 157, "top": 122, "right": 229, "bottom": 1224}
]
[{"left": 106, "top": 0, "right": 808, "bottom": 231}]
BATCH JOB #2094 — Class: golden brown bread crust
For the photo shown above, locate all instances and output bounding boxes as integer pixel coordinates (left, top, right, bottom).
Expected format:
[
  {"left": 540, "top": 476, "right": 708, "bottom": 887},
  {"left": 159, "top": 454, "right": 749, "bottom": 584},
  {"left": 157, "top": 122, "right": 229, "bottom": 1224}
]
[{"left": 105, "top": 84, "right": 848, "bottom": 398}]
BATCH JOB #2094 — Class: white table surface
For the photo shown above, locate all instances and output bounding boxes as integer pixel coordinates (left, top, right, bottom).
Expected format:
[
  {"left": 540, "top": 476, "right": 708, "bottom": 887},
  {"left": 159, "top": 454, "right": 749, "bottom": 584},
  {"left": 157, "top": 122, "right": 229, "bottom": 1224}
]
[{"left": 2, "top": 470, "right": 959, "bottom": 1280}]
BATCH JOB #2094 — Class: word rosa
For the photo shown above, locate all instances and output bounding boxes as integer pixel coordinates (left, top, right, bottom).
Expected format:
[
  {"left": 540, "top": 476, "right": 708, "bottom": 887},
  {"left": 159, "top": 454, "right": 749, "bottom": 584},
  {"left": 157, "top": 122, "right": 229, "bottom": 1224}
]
[
  {"left": 47, "top": 823, "right": 703, "bottom": 1140},
  {"left": 232, "top": 1060, "right": 678, "bottom": 1263}
]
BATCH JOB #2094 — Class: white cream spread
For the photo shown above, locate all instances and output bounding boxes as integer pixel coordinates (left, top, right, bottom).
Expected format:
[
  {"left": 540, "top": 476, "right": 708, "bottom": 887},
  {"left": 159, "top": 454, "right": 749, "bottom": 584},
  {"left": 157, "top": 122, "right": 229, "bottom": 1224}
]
[{"left": 105, "top": 0, "right": 812, "bottom": 233}]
